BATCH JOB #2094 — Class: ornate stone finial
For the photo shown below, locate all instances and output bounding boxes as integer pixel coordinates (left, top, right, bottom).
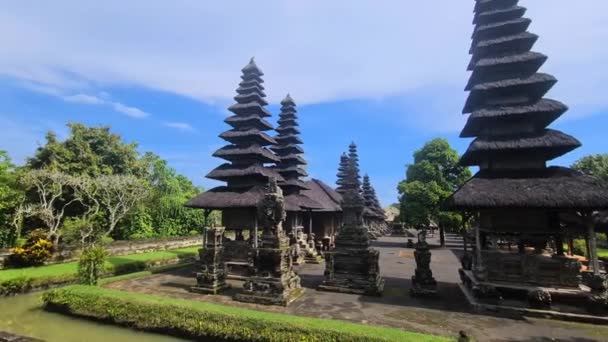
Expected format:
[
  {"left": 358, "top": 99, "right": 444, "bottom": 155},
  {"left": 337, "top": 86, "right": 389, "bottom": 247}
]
[{"left": 257, "top": 177, "right": 286, "bottom": 238}]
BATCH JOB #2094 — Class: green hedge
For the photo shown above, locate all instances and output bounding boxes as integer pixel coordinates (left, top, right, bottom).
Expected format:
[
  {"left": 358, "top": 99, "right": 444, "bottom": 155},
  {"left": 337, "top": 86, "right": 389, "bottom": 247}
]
[
  {"left": 43, "top": 286, "right": 452, "bottom": 342},
  {"left": 0, "top": 248, "right": 198, "bottom": 295}
]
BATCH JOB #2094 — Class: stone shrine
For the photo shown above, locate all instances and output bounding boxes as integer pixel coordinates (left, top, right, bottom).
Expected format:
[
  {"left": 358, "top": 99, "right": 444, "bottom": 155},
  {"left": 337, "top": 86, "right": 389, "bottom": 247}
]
[
  {"left": 318, "top": 143, "right": 384, "bottom": 296},
  {"left": 234, "top": 178, "right": 304, "bottom": 306},
  {"left": 191, "top": 226, "right": 230, "bottom": 294},
  {"left": 410, "top": 230, "right": 438, "bottom": 297}
]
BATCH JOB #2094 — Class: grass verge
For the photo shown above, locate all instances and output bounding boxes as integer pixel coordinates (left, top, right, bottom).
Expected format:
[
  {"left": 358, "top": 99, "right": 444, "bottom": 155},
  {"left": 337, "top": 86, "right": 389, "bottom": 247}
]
[
  {"left": 43, "top": 285, "right": 452, "bottom": 342},
  {"left": 0, "top": 247, "right": 198, "bottom": 295}
]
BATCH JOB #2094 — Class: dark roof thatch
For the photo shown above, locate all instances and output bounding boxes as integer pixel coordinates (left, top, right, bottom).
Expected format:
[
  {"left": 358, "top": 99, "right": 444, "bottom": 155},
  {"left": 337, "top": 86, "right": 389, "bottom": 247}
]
[
  {"left": 460, "top": 129, "right": 581, "bottom": 166},
  {"left": 444, "top": 167, "right": 608, "bottom": 210},
  {"left": 284, "top": 193, "right": 323, "bottom": 212},
  {"left": 185, "top": 186, "right": 267, "bottom": 209},
  {"left": 302, "top": 179, "right": 342, "bottom": 212},
  {"left": 207, "top": 164, "right": 284, "bottom": 183},
  {"left": 460, "top": 99, "right": 567, "bottom": 137}
]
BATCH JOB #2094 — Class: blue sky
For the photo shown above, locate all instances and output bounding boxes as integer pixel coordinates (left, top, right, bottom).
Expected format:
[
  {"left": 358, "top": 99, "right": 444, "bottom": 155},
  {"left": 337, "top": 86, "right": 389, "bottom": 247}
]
[{"left": 1, "top": 1, "right": 607, "bottom": 206}]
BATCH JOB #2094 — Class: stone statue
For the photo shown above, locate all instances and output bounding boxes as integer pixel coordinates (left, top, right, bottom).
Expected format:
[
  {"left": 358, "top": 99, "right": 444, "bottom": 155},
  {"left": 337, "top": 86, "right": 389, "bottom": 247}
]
[{"left": 410, "top": 230, "right": 438, "bottom": 297}]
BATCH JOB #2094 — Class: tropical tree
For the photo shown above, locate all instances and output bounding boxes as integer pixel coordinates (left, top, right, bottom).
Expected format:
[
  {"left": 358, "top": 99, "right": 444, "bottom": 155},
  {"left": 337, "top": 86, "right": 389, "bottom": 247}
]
[
  {"left": 97, "top": 174, "right": 149, "bottom": 238},
  {"left": 397, "top": 138, "right": 471, "bottom": 246},
  {"left": 27, "top": 123, "right": 143, "bottom": 177},
  {"left": 572, "top": 154, "right": 608, "bottom": 182},
  {"left": 18, "top": 169, "right": 82, "bottom": 246},
  {"left": 0, "top": 151, "right": 24, "bottom": 247}
]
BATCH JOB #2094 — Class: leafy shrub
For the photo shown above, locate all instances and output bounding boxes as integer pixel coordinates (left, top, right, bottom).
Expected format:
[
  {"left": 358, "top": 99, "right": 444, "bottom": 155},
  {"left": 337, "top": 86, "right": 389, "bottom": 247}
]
[
  {"left": 100, "top": 236, "right": 114, "bottom": 245},
  {"left": 188, "top": 230, "right": 200, "bottom": 236},
  {"left": 8, "top": 229, "right": 53, "bottom": 267},
  {"left": 572, "top": 239, "right": 587, "bottom": 256},
  {"left": 77, "top": 245, "right": 108, "bottom": 285},
  {"left": 43, "top": 286, "right": 449, "bottom": 342}
]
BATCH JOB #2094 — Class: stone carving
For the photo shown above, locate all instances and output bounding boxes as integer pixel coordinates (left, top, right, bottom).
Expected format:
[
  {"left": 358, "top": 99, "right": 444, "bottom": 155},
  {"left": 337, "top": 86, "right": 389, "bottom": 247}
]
[
  {"left": 318, "top": 143, "right": 384, "bottom": 296},
  {"left": 191, "top": 227, "right": 230, "bottom": 294},
  {"left": 527, "top": 288, "right": 552, "bottom": 310},
  {"left": 235, "top": 178, "right": 304, "bottom": 306},
  {"left": 586, "top": 274, "right": 608, "bottom": 314},
  {"left": 410, "top": 230, "right": 438, "bottom": 297}
]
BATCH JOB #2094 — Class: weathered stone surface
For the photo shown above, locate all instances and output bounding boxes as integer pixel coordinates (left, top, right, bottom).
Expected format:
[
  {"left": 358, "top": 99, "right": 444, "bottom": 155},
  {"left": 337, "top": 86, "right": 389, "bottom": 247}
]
[
  {"left": 319, "top": 143, "right": 384, "bottom": 296},
  {"left": 191, "top": 227, "right": 230, "bottom": 294},
  {"left": 410, "top": 231, "right": 438, "bottom": 297},
  {"left": 235, "top": 179, "right": 303, "bottom": 306},
  {"left": 0, "top": 331, "right": 43, "bottom": 342}
]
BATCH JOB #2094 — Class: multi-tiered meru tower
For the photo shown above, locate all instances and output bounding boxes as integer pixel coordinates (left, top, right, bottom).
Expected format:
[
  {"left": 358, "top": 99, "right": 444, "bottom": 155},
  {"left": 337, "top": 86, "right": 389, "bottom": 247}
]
[
  {"left": 446, "top": 0, "right": 608, "bottom": 313},
  {"left": 319, "top": 143, "right": 384, "bottom": 296},
  {"left": 272, "top": 94, "right": 321, "bottom": 263},
  {"left": 187, "top": 58, "right": 284, "bottom": 280}
]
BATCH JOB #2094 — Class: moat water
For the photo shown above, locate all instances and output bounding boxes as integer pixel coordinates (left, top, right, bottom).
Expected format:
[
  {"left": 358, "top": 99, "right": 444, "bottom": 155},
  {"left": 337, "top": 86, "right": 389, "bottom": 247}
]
[{"left": 0, "top": 293, "right": 186, "bottom": 342}]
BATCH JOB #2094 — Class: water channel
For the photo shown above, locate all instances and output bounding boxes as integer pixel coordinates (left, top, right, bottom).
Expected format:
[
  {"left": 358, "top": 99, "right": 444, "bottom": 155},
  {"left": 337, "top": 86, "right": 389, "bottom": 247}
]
[{"left": 0, "top": 293, "right": 186, "bottom": 342}]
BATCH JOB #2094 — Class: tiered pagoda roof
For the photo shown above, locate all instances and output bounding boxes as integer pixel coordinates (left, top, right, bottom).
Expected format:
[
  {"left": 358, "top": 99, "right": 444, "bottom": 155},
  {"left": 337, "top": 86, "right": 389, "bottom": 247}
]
[
  {"left": 362, "top": 175, "right": 386, "bottom": 220},
  {"left": 335, "top": 153, "right": 349, "bottom": 195},
  {"left": 272, "top": 94, "right": 309, "bottom": 193},
  {"left": 186, "top": 58, "right": 283, "bottom": 210},
  {"left": 207, "top": 58, "right": 283, "bottom": 188},
  {"left": 445, "top": 0, "right": 608, "bottom": 210}
]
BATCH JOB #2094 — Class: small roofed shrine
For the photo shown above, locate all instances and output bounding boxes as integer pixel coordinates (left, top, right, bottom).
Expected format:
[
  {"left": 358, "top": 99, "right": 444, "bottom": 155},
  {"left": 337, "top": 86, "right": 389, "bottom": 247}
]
[
  {"left": 186, "top": 58, "right": 284, "bottom": 279},
  {"left": 362, "top": 174, "right": 389, "bottom": 238},
  {"left": 445, "top": 0, "right": 608, "bottom": 313},
  {"left": 302, "top": 179, "right": 343, "bottom": 251},
  {"left": 319, "top": 143, "right": 384, "bottom": 296},
  {"left": 272, "top": 94, "right": 322, "bottom": 263}
]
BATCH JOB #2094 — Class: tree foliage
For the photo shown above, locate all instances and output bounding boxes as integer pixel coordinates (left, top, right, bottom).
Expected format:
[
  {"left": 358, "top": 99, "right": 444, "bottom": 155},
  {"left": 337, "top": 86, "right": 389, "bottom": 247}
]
[
  {"left": 1, "top": 122, "right": 211, "bottom": 249},
  {"left": 0, "top": 151, "right": 23, "bottom": 247},
  {"left": 397, "top": 138, "right": 471, "bottom": 230},
  {"left": 572, "top": 154, "right": 608, "bottom": 183}
]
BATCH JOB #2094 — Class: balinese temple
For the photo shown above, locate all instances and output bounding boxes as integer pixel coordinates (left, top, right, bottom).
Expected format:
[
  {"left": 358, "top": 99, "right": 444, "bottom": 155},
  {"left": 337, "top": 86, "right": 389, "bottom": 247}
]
[
  {"left": 445, "top": 0, "right": 608, "bottom": 312},
  {"left": 186, "top": 58, "right": 284, "bottom": 278},
  {"left": 272, "top": 94, "right": 321, "bottom": 232},
  {"left": 335, "top": 153, "right": 349, "bottom": 195}
]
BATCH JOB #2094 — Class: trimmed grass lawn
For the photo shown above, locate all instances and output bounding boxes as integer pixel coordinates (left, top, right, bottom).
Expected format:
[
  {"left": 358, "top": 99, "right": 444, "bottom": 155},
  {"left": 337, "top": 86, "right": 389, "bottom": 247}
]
[
  {"left": 599, "top": 248, "right": 608, "bottom": 258},
  {"left": 44, "top": 285, "right": 453, "bottom": 342},
  {"left": 0, "top": 247, "right": 199, "bottom": 281}
]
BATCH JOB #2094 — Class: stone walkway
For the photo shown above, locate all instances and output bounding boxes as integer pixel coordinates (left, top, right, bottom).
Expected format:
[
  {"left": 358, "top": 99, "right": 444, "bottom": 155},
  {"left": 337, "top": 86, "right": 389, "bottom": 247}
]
[{"left": 105, "top": 235, "right": 608, "bottom": 341}]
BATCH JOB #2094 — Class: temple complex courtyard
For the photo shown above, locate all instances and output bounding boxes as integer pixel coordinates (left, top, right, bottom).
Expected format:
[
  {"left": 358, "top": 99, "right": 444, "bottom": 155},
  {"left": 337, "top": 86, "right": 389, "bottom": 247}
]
[{"left": 105, "top": 234, "right": 608, "bottom": 342}]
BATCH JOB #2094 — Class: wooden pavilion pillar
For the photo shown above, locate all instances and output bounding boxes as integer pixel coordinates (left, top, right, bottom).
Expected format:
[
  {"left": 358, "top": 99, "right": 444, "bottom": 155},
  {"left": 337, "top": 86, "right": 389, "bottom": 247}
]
[
  {"left": 584, "top": 211, "right": 600, "bottom": 275},
  {"left": 462, "top": 212, "right": 468, "bottom": 253}
]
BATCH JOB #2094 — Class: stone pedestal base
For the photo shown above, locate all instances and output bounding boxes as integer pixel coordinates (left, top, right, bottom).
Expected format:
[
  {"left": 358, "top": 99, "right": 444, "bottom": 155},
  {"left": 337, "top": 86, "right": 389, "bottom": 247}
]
[
  {"left": 318, "top": 248, "right": 384, "bottom": 296},
  {"left": 234, "top": 275, "right": 304, "bottom": 306},
  {"left": 191, "top": 283, "right": 231, "bottom": 295},
  {"left": 410, "top": 275, "right": 438, "bottom": 297}
]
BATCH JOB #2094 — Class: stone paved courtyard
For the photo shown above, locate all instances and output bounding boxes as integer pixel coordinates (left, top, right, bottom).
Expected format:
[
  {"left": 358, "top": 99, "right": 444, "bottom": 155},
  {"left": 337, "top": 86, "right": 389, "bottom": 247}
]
[{"left": 105, "top": 234, "right": 608, "bottom": 341}]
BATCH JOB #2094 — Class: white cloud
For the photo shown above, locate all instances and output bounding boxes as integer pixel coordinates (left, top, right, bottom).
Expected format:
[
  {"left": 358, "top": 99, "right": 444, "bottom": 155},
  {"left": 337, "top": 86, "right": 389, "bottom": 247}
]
[
  {"left": 164, "top": 122, "right": 195, "bottom": 132},
  {"left": 0, "top": 0, "right": 606, "bottom": 129},
  {"left": 63, "top": 93, "right": 104, "bottom": 105},
  {"left": 111, "top": 102, "right": 149, "bottom": 118}
]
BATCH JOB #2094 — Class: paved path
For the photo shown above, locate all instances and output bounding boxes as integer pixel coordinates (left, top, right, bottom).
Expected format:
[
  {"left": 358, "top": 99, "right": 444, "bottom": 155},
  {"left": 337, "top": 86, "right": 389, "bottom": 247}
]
[{"left": 106, "top": 235, "right": 608, "bottom": 341}]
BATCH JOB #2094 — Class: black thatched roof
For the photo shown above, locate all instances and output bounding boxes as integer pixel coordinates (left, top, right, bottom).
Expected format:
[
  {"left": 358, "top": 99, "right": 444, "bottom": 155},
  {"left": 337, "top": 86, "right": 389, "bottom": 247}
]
[
  {"left": 460, "top": 129, "right": 581, "bottom": 166},
  {"left": 460, "top": 99, "right": 567, "bottom": 138},
  {"left": 284, "top": 193, "right": 323, "bottom": 212},
  {"left": 185, "top": 185, "right": 267, "bottom": 209},
  {"left": 302, "top": 179, "right": 342, "bottom": 212},
  {"left": 207, "top": 164, "right": 284, "bottom": 183},
  {"left": 208, "top": 58, "right": 280, "bottom": 188},
  {"left": 444, "top": 167, "right": 608, "bottom": 210},
  {"left": 272, "top": 94, "right": 309, "bottom": 194}
]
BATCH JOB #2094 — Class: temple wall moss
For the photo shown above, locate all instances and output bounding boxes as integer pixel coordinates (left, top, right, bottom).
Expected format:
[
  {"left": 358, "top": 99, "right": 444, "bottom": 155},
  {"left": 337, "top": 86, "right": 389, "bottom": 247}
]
[
  {"left": 0, "top": 247, "right": 198, "bottom": 295},
  {"left": 42, "top": 285, "right": 453, "bottom": 342}
]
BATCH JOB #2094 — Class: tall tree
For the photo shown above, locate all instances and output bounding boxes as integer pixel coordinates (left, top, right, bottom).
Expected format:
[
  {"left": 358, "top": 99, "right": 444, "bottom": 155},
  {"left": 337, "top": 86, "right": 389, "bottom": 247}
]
[
  {"left": 572, "top": 154, "right": 608, "bottom": 182},
  {"left": 27, "top": 123, "right": 143, "bottom": 177},
  {"left": 0, "top": 151, "right": 23, "bottom": 247},
  {"left": 397, "top": 139, "right": 471, "bottom": 245}
]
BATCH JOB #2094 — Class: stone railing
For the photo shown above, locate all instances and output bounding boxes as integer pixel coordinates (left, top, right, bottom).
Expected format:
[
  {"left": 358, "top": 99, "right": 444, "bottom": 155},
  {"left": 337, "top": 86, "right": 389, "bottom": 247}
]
[{"left": 0, "top": 235, "right": 203, "bottom": 269}]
